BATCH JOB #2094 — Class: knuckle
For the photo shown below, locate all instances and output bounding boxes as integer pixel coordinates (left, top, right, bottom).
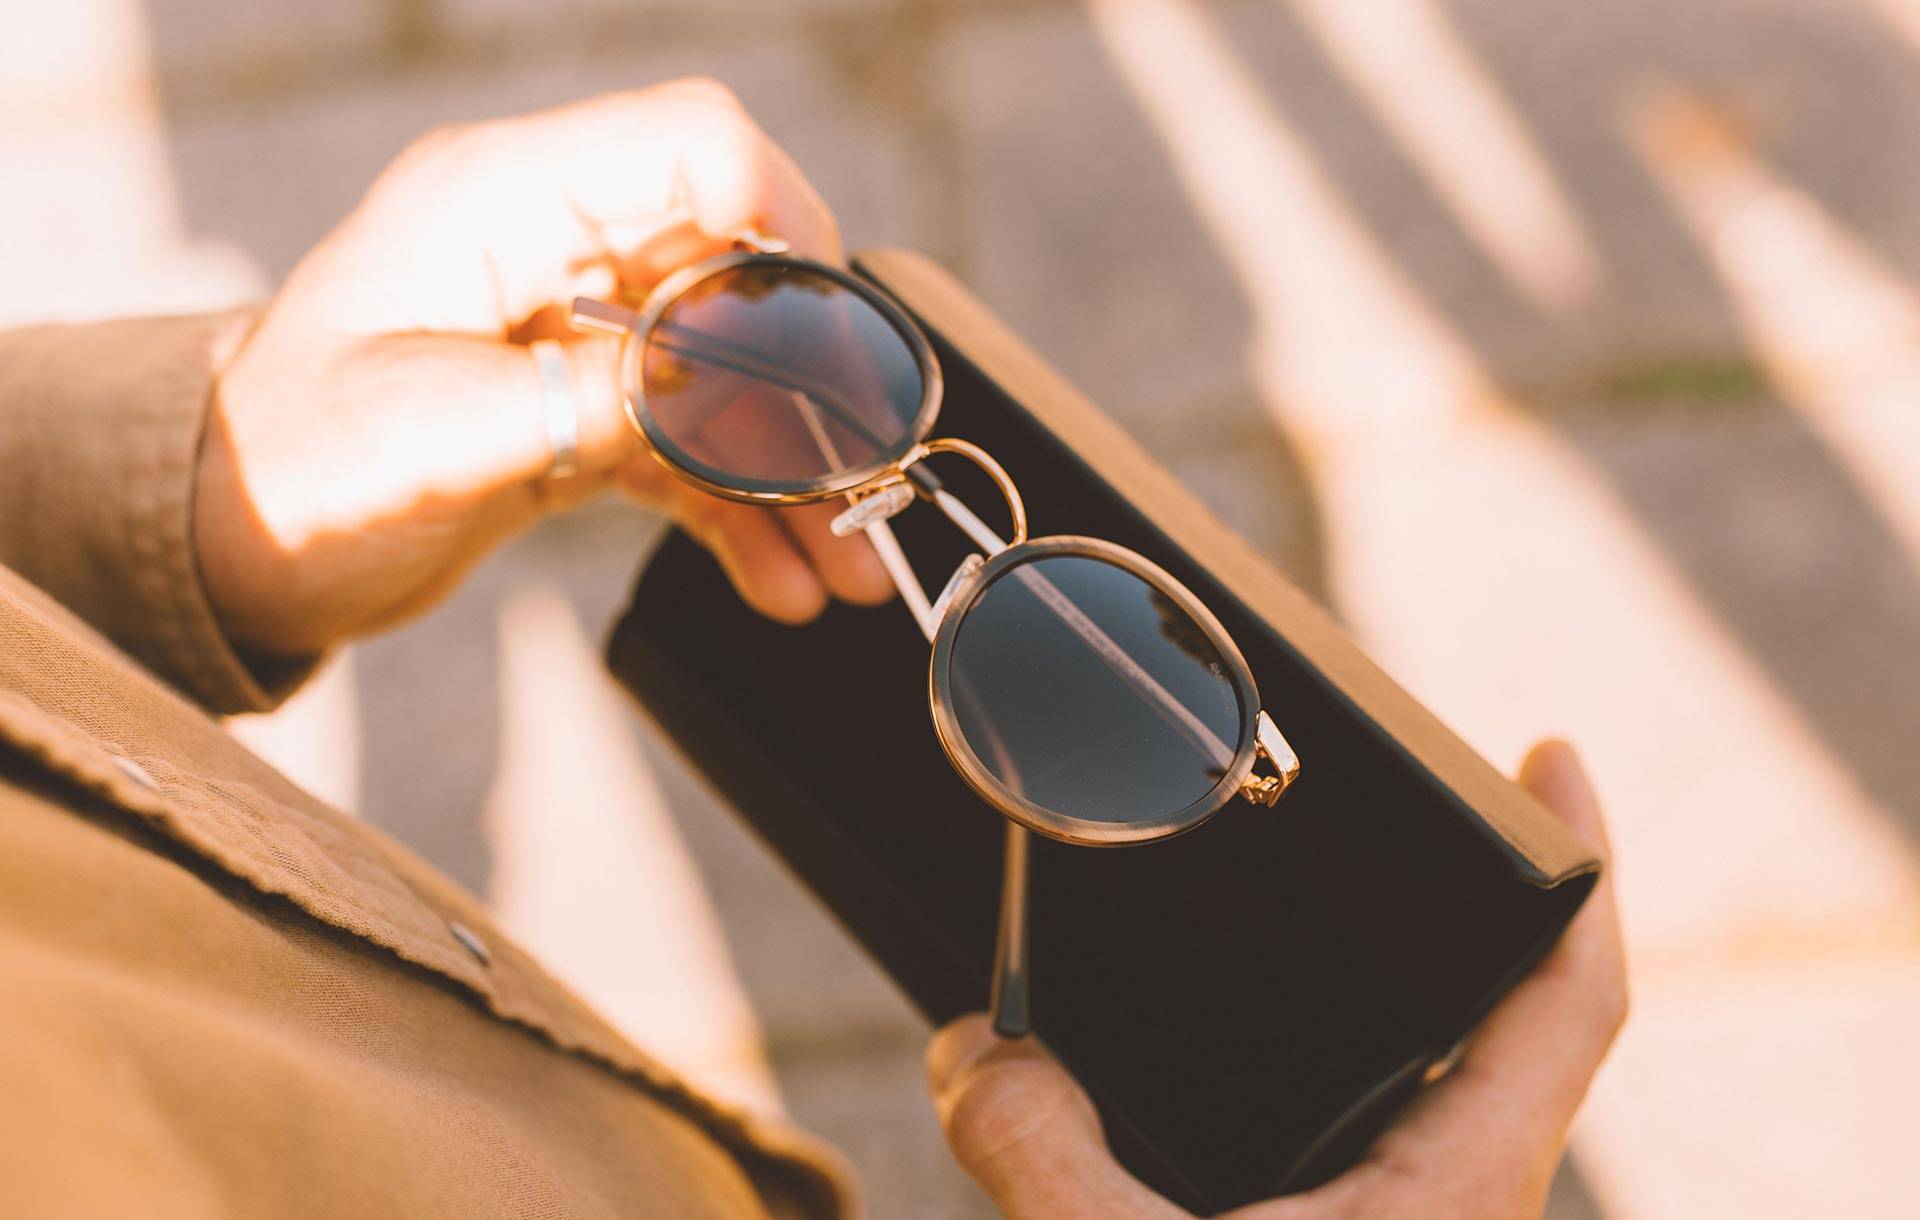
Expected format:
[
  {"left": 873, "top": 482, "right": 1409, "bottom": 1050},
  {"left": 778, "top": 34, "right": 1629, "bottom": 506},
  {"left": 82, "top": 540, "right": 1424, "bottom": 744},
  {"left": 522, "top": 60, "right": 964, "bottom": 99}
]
[
  {"left": 1581, "top": 949, "right": 1631, "bottom": 1044},
  {"left": 1602, "top": 975, "right": 1632, "bottom": 1038},
  {"left": 373, "top": 121, "right": 487, "bottom": 203},
  {"left": 396, "top": 121, "right": 475, "bottom": 171},
  {"left": 658, "top": 75, "right": 747, "bottom": 119}
]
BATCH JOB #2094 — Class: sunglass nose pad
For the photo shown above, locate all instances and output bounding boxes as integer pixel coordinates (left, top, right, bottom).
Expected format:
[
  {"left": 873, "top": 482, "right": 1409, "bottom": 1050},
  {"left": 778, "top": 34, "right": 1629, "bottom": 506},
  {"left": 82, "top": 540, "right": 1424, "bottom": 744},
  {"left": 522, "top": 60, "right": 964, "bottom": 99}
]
[
  {"left": 830, "top": 482, "right": 916, "bottom": 537},
  {"left": 929, "top": 554, "right": 986, "bottom": 627}
]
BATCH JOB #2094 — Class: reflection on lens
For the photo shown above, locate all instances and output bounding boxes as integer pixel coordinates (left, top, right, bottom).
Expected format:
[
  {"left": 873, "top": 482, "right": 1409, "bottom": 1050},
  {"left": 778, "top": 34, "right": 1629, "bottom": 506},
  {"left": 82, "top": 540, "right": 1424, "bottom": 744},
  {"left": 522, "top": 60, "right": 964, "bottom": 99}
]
[
  {"left": 640, "top": 261, "right": 926, "bottom": 491},
  {"left": 946, "top": 553, "right": 1246, "bottom": 829}
]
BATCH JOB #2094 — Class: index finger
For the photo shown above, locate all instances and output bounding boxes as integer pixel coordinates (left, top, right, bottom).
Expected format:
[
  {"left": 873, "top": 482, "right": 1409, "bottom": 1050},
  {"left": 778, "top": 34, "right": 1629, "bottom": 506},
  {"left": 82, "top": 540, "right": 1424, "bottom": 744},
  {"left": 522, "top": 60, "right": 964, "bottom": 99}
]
[{"left": 322, "top": 79, "right": 842, "bottom": 333}]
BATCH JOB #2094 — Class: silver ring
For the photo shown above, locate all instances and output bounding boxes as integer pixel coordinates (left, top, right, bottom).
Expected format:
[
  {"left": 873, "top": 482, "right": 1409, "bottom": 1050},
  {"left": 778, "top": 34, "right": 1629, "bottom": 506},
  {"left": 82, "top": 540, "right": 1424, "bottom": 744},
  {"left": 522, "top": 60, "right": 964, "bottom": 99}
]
[{"left": 529, "top": 339, "right": 580, "bottom": 479}]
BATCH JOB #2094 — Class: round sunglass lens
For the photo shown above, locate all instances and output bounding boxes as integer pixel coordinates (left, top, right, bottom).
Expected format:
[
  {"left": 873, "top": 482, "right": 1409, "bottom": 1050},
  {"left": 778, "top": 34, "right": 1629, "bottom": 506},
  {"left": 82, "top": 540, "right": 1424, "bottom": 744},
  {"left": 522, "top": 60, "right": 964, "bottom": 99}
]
[
  {"left": 945, "top": 553, "right": 1248, "bottom": 833},
  {"left": 638, "top": 261, "right": 927, "bottom": 493}
]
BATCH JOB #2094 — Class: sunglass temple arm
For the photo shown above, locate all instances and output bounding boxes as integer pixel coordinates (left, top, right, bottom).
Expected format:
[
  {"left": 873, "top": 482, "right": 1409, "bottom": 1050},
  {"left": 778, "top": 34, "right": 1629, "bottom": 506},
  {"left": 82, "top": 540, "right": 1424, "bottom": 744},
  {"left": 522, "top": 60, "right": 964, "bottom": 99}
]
[
  {"left": 859, "top": 505, "right": 1034, "bottom": 1039},
  {"left": 575, "top": 287, "right": 1035, "bottom": 1037}
]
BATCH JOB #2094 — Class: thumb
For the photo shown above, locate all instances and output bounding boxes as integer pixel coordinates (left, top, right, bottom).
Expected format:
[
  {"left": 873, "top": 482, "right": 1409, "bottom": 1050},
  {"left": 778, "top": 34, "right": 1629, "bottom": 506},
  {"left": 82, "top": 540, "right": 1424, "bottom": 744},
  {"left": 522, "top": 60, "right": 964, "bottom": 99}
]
[{"left": 926, "top": 1015, "right": 1186, "bottom": 1220}]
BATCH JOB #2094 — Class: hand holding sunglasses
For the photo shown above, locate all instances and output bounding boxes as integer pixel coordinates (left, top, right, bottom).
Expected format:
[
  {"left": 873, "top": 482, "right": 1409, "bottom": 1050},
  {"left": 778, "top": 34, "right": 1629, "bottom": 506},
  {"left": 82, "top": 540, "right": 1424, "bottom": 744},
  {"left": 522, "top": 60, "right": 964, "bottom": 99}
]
[
  {"left": 192, "top": 81, "right": 873, "bottom": 659},
  {"left": 572, "top": 237, "right": 1303, "bottom": 1036}
]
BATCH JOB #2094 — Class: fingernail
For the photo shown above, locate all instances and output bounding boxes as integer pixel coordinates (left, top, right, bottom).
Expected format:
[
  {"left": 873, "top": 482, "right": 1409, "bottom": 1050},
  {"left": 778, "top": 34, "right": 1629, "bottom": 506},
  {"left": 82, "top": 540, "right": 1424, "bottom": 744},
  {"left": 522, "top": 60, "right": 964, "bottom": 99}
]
[
  {"left": 1519, "top": 737, "right": 1579, "bottom": 792},
  {"left": 1519, "top": 737, "right": 1604, "bottom": 843}
]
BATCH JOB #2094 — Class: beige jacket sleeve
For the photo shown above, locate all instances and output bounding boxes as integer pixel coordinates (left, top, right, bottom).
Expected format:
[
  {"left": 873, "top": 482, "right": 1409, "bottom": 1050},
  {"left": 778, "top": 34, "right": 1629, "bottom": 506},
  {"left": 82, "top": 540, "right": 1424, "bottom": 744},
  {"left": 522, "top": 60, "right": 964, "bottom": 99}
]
[{"left": 0, "top": 310, "right": 311, "bottom": 714}]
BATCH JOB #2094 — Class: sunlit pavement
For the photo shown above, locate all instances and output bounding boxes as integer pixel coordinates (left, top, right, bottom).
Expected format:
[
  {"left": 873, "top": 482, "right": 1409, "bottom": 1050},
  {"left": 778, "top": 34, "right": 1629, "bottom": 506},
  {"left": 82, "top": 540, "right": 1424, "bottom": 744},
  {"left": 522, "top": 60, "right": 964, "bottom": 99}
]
[{"left": 6, "top": 2, "right": 1920, "bottom": 1217}]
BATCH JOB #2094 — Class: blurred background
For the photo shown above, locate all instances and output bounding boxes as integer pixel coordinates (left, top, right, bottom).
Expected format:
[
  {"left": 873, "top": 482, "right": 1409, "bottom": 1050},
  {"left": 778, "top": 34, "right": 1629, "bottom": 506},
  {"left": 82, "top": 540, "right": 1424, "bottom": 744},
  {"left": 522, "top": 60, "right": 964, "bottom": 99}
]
[{"left": 5, "top": 0, "right": 1919, "bottom": 1215}]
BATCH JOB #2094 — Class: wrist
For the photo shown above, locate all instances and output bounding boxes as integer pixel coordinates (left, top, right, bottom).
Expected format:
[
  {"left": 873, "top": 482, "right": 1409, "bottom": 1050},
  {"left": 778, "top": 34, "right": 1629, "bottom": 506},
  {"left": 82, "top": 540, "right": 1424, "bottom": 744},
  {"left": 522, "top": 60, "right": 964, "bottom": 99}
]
[
  {"left": 192, "top": 320, "right": 324, "bottom": 659},
  {"left": 193, "top": 380, "right": 290, "bottom": 656}
]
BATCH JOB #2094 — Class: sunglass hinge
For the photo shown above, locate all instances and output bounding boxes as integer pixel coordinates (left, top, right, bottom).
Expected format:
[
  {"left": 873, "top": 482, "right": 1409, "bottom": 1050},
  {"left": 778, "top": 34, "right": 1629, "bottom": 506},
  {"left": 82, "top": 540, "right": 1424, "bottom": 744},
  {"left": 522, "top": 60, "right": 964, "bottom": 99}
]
[{"left": 1241, "top": 711, "right": 1302, "bottom": 807}]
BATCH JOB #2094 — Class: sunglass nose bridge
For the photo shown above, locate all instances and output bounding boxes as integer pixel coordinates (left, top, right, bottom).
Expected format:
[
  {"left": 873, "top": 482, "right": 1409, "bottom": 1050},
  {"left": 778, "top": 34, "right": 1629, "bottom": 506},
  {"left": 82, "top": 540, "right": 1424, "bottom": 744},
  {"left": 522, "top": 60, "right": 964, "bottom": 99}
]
[{"left": 907, "top": 438, "right": 1029, "bottom": 548}]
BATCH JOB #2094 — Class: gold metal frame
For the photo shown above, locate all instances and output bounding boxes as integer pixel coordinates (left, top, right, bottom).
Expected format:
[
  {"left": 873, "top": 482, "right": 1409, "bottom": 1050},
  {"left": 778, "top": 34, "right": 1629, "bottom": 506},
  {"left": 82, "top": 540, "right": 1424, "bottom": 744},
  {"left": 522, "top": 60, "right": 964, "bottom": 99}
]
[
  {"left": 570, "top": 243, "right": 1300, "bottom": 1037},
  {"left": 575, "top": 251, "right": 946, "bottom": 505},
  {"left": 929, "top": 535, "right": 1279, "bottom": 846}
]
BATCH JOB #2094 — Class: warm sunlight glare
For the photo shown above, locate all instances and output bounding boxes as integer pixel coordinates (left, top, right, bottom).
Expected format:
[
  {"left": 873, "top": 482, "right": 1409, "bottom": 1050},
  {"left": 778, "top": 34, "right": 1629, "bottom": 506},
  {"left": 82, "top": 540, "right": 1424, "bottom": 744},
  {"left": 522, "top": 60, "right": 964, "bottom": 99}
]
[
  {"left": 1862, "top": 0, "right": 1920, "bottom": 52},
  {"left": 1087, "top": 5, "right": 1920, "bottom": 1216},
  {"left": 1085, "top": 0, "right": 1500, "bottom": 443},
  {"left": 1630, "top": 90, "right": 1920, "bottom": 561},
  {"left": 0, "top": 0, "right": 259, "bottom": 326},
  {"left": 486, "top": 582, "right": 783, "bottom": 1117},
  {"left": 1288, "top": 0, "right": 1603, "bottom": 313}
]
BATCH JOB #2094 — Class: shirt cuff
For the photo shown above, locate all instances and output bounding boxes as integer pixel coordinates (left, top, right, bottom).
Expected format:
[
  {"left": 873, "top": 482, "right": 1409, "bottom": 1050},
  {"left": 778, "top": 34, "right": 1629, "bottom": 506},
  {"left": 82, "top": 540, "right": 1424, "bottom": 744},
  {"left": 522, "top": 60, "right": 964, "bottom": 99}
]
[
  {"left": 0, "top": 309, "right": 321, "bottom": 714},
  {"left": 127, "top": 309, "right": 325, "bottom": 714}
]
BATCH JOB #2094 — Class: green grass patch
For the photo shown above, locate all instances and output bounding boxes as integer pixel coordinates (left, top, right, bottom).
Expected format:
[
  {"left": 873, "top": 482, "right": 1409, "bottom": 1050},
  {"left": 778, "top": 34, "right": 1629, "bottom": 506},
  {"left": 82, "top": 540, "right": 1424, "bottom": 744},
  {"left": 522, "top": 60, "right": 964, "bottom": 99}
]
[{"left": 1604, "top": 357, "right": 1770, "bottom": 404}]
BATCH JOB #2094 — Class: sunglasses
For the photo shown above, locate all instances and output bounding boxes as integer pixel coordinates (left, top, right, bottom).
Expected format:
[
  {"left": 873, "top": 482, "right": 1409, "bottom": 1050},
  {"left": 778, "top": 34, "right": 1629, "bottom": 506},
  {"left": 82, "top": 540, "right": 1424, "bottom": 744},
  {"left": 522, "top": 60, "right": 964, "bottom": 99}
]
[{"left": 570, "top": 236, "right": 1301, "bottom": 1036}]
